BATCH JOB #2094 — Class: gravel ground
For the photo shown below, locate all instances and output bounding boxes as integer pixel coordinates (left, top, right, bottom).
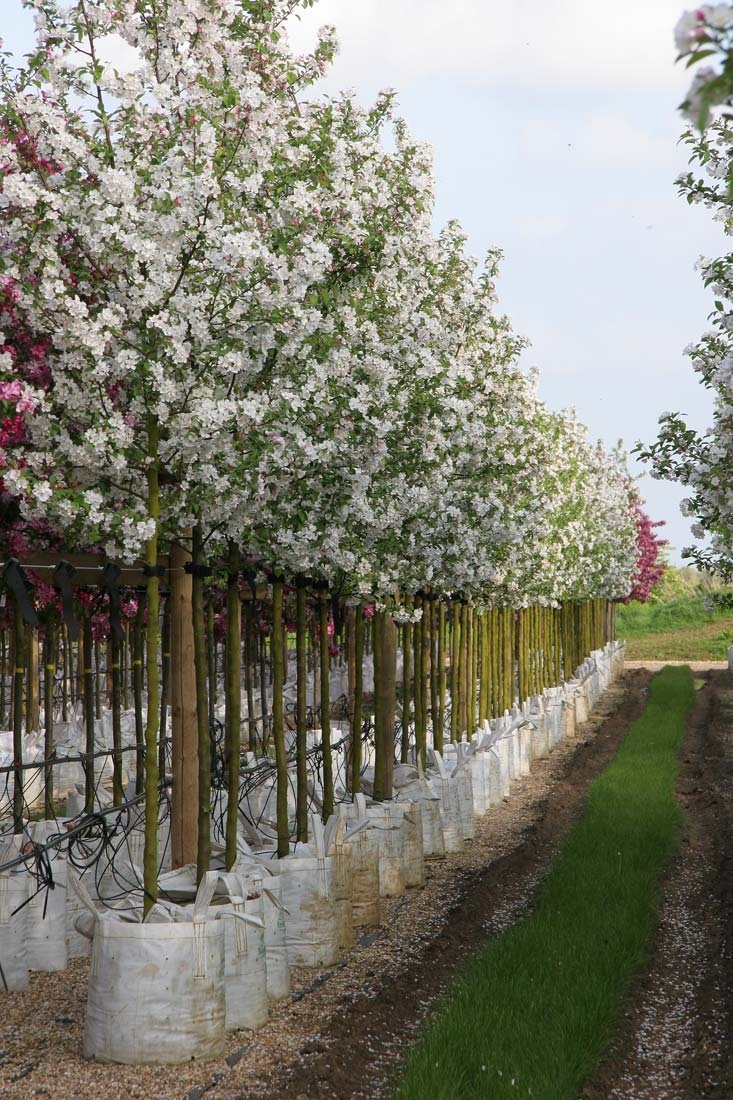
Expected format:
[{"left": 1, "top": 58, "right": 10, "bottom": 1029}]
[{"left": 0, "top": 670, "right": 648, "bottom": 1100}]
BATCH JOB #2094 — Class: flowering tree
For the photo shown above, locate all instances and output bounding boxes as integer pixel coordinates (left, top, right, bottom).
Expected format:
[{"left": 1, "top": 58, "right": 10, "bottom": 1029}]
[
  {"left": 640, "top": 4, "right": 733, "bottom": 576},
  {"left": 627, "top": 499, "right": 668, "bottom": 602},
  {"left": 0, "top": 0, "right": 413, "bottom": 901},
  {"left": 0, "top": 0, "right": 648, "bottom": 895}
]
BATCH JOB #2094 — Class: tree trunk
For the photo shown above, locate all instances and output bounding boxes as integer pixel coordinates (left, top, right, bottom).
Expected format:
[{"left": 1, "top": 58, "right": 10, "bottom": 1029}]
[
  {"left": 12, "top": 599, "right": 24, "bottom": 834},
  {"left": 225, "top": 543, "right": 241, "bottom": 870},
  {"left": 295, "top": 581, "right": 308, "bottom": 841},
  {"left": 83, "top": 614, "right": 96, "bottom": 816},
  {"left": 142, "top": 418, "right": 161, "bottom": 917},
  {"left": 159, "top": 594, "right": 171, "bottom": 778},
  {"left": 319, "top": 591, "right": 334, "bottom": 820},
  {"left": 192, "top": 525, "right": 211, "bottom": 883},
  {"left": 109, "top": 629, "right": 124, "bottom": 805},
  {"left": 351, "top": 604, "right": 364, "bottom": 797},
  {"left": 372, "top": 610, "right": 396, "bottom": 801},
  {"left": 44, "top": 617, "right": 57, "bottom": 817},
  {"left": 401, "top": 616, "right": 412, "bottom": 764},
  {"left": 272, "top": 578, "right": 289, "bottom": 857},
  {"left": 170, "top": 533, "right": 198, "bottom": 868}
]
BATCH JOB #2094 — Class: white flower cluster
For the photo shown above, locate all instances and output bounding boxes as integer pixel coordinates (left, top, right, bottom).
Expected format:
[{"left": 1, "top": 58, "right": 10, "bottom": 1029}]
[
  {"left": 0, "top": 0, "right": 641, "bottom": 601},
  {"left": 675, "top": 5, "right": 733, "bottom": 125}
]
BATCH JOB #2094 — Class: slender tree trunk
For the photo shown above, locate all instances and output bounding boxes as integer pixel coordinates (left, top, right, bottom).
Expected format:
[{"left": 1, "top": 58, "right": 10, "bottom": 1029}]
[
  {"left": 158, "top": 594, "right": 171, "bottom": 779},
  {"left": 437, "top": 600, "right": 446, "bottom": 751},
  {"left": 467, "top": 606, "right": 475, "bottom": 735},
  {"left": 0, "top": 628, "right": 6, "bottom": 729},
  {"left": 170, "top": 533, "right": 198, "bottom": 868},
  {"left": 459, "top": 604, "right": 469, "bottom": 736},
  {"left": 12, "top": 600, "right": 24, "bottom": 834},
  {"left": 142, "top": 418, "right": 161, "bottom": 917},
  {"left": 372, "top": 610, "right": 396, "bottom": 801},
  {"left": 319, "top": 591, "right": 333, "bottom": 820},
  {"left": 478, "top": 611, "right": 489, "bottom": 723},
  {"left": 310, "top": 615, "right": 319, "bottom": 719},
  {"left": 225, "top": 544, "right": 241, "bottom": 869},
  {"left": 272, "top": 578, "right": 289, "bottom": 857},
  {"left": 44, "top": 617, "right": 57, "bottom": 816},
  {"left": 133, "top": 602, "right": 145, "bottom": 795},
  {"left": 83, "top": 614, "right": 96, "bottom": 815},
  {"left": 207, "top": 601, "right": 217, "bottom": 734},
  {"left": 450, "top": 602, "right": 460, "bottom": 742},
  {"left": 193, "top": 525, "right": 211, "bottom": 883},
  {"left": 75, "top": 621, "right": 84, "bottom": 707},
  {"left": 94, "top": 638, "right": 102, "bottom": 720},
  {"left": 351, "top": 604, "right": 364, "bottom": 797},
  {"left": 258, "top": 628, "right": 268, "bottom": 740},
  {"left": 295, "top": 581, "right": 308, "bottom": 841},
  {"left": 109, "top": 630, "right": 124, "bottom": 805},
  {"left": 411, "top": 602, "right": 422, "bottom": 765},
  {"left": 121, "top": 622, "right": 128, "bottom": 714},
  {"left": 27, "top": 625, "right": 39, "bottom": 735},
  {"left": 428, "top": 598, "right": 438, "bottom": 749},
  {"left": 401, "top": 616, "right": 412, "bottom": 764},
  {"left": 244, "top": 599, "right": 256, "bottom": 752}
]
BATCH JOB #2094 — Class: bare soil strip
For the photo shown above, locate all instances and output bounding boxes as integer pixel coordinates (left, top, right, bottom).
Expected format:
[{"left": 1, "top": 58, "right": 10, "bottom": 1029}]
[{"left": 582, "top": 668, "right": 733, "bottom": 1100}]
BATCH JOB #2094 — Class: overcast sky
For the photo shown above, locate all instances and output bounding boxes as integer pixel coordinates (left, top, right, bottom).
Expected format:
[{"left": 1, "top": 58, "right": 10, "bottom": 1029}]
[{"left": 2, "top": 0, "right": 726, "bottom": 564}]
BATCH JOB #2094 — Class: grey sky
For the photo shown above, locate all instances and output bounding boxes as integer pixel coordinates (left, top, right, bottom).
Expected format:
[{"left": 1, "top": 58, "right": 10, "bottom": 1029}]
[{"left": 2, "top": 0, "right": 725, "bottom": 565}]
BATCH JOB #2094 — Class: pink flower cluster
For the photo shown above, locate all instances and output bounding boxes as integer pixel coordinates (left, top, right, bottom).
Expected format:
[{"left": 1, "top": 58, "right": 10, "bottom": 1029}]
[{"left": 628, "top": 502, "right": 668, "bottom": 603}]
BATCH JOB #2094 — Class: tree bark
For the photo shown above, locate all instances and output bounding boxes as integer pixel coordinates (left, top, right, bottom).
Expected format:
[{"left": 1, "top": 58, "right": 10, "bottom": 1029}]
[
  {"left": 272, "top": 578, "right": 289, "bottom": 857},
  {"left": 170, "top": 532, "right": 198, "bottom": 868},
  {"left": 225, "top": 544, "right": 241, "bottom": 869},
  {"left": 142, "top": 418, "right": 161, "bottom": 917}
]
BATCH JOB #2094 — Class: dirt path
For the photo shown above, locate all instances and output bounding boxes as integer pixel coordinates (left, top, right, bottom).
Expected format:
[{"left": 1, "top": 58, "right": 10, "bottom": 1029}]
[{"left": 581, "top": 668, "right": 733, "bottom": 1100}]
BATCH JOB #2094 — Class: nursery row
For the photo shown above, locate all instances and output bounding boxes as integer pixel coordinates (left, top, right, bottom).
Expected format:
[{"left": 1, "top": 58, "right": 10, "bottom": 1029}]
[
  {"left": 0, "top": 638, "right": 623, "bottom": 1067},
  {"left": 0, "top": 577, "right": 614, "bottom": 856}
]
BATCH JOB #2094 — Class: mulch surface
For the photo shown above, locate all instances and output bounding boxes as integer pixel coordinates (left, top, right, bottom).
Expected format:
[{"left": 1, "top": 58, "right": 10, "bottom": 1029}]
[
  {"left": 259, "top": 668, "right": 654, "bottom": 1100},
  {"left": 581, "top": 667, "right": 733, "bottom": 1100}
]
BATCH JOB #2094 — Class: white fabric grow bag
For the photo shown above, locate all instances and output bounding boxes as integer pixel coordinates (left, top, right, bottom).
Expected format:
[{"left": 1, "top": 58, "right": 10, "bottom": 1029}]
[
  {"left": 345, "top": 824, "right": 380, "bottom": 929},
  {"left": 26, "top": 853, "right": 68, "bottom": 973},
  {"left": 0, "top": 734, "right": 43, "bottom": 815},
  {"left": 396, "top": 774, "right": 445, "bottom": 859},
  {"left": 275, "top": 816, "right": 341, "bottom": 967},
  {"left": 260, "top": 869, "right": 291, "bottom": 1001},
  {"left": 529, "top": 705, "right": 550, "bottom": 760},
  {"left": 230, "top": 854, "right": 291, "bottom": 1003},
  {"left": 76, "top": 871, "right": 226, "bottom": 1065},
  {"left": 365, "top": 803, "right": 405, "bottom": 898},
  {"left": 157, "top": 864, "right": 268, "bottom": 1033},
  {"left": 518, "top": 723, "right": 532, "bottom": 776},
  {"left": 467, "top": 748, "right": 490, "bottom": 816},
  {"left": 335, "top": 796, "right": 381, "bottom": 928},
  {"left": 326, "top": 818, "right": 354, "bottom": 950},
  {"left": 24, "top": 821, "right": 69, "bottom": 973},
  {"left": 427, "top": 768, "right": 463, "bottom": 854},
  {"left": 218, "top": 871, "right": 268, "bottom": 1032},
  {"left": 0, "top": 838, "right": 30, "bottom": 992},
  {"left": 393, "top": 801, "right": 425, "bottom": 888},
  {"left": 442, "top": 748, "right": 475, "bottom": 840},
  {"left": 493, "top": 726, "right": 513, "bottom": 794}
]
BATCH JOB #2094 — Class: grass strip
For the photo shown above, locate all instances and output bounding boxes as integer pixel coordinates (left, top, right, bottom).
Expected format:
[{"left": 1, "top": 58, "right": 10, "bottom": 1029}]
[{"left": 393, "top": 665, "right": 696, "bottom": 1100}]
